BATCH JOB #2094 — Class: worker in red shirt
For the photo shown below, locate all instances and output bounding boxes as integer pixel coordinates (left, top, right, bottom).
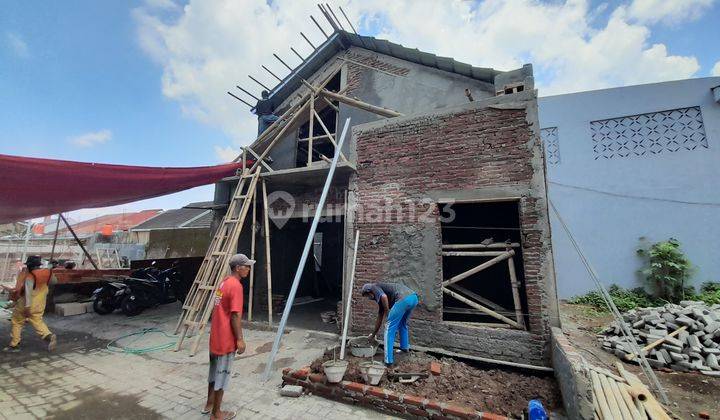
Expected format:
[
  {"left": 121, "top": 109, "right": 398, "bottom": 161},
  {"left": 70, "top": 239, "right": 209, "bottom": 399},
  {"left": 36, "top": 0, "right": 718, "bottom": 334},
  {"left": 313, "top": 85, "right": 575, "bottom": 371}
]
[{"left": 202, "top": 253, "right": 253, "bottom": 420}]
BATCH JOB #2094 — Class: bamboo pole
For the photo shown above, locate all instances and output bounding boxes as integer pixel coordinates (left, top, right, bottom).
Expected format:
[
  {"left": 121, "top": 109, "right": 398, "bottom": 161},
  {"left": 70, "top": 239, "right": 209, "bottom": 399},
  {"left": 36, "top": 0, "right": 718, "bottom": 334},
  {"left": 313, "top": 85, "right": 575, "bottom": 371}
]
[
  {"left": 262, "top": 179, "right": 273, "bottom": 326},
  {"left": 447, "top": 283, "right": 506, "bottom": 312},
  {"left": 507, "top": 256, "right": 525, "bottom": 329},
  {"left": 616, "top": 362, "right": 671, "bottom": 420},
  {"left": 442, "top": 243, "right": 520, "bottom": 249},
  {"left": 619, "top": 383, "right": 644, "bottom": 420},
  {"left": 442, "top": 250, "right": 514, "bottom": 287},
  {"left": 608, "top": 375, "right": 635, "bottom": 420},
  {"left": 307, "top": 95, "right": 314, "bottom": 166},
  {"left": 590, "top": 370, "right": 613, "bottom": 420},
  {"left": 248, "top": 185, "right": 257, "bottom": 321},
  {"left": 340, "top": 230, "right": 360, "bottom": 360},
  {"left": 442, "top": 287, "right": 521, "bottom": 328},
  {"left": 262, "top": 118, "right": 352, "bottom": 381},
  {"left": 312, "top": 109, "right": 348, "bottom": 162},
  {"left": 320, "top": 89, "right": 402, "bottom": 117},
  {"left": 441, "top": 251, "right": 506, "bottom": 257},
  {"left": 599, "top": 374, "right": 623, "bottom": 419}
]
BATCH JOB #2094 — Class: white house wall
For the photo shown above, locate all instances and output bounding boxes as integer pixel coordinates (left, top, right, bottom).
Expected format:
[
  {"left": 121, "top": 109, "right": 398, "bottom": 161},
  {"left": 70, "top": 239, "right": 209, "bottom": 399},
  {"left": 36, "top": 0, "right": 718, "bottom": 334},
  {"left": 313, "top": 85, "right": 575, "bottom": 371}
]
[{"left": 539, "top": 77, "right": 720, "bottom": 298}]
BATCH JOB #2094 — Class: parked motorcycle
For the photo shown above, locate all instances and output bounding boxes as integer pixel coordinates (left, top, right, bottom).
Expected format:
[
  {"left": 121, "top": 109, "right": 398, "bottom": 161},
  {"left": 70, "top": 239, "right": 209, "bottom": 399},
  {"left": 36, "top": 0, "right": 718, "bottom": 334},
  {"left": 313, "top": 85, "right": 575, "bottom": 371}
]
[
  {"left": 120, "top": 263, "right": 185, "bottom": 316},
  {"left": 92, "top": 281, "right": 129, "bottom": 315}
]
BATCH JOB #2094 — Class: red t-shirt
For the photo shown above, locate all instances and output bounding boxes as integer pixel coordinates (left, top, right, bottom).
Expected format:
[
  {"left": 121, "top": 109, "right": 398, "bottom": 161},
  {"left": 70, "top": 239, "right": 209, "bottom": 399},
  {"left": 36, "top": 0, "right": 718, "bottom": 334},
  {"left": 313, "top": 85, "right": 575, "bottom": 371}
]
[{"left": 209, "top": 276, "right": 244, "bottom": 356}]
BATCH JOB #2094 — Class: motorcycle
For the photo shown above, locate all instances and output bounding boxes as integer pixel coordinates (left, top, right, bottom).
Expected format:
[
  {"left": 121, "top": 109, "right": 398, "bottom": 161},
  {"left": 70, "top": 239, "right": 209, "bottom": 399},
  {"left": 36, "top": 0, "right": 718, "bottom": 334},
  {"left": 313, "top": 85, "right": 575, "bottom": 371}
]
[
  {"left": 92, "top": 281, "right": 129, "bottom": 315},
  {"left": 120, "top": 263, "right": 186, "bottom": 317}
]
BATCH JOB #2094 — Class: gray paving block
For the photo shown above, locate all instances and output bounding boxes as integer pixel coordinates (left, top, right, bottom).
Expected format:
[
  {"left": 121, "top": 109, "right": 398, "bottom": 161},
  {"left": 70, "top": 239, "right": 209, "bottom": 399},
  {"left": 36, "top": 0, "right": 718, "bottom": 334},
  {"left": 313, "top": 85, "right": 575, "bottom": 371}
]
[
  {"left": 280, "top": 385, "right": 304, "bottom": 397},
  {"left": 706, "top": 354, "right": 720, "bottom": 370}
]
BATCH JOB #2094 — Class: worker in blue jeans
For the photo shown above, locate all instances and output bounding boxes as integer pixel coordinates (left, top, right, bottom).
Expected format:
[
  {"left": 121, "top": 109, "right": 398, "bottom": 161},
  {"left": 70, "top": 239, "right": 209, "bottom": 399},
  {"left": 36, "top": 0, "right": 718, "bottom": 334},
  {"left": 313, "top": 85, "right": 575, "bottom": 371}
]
[{"left": 360, "top": 282, "right": 419, "bottom": 367}]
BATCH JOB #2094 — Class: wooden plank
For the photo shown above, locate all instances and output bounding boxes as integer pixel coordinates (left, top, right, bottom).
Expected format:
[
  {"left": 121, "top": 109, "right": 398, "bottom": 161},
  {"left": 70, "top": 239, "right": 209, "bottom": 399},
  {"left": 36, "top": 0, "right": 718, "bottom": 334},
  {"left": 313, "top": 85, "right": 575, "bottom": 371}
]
[
  {"left": 441, "top": 250, "right": 514, "bottom": 287},
  {"left": 446, "top": 283, "right": 506, "bottom": 312},
  {"left": 599, "top": 374, "right": 623, "bottom": 420},
  {"left": 262, "top": 179, "right": 273, "bottom": 326},
  {"left": 442, "top": 242, "right": 520, "bottom": 249},
  {"left": 442, "top": 287, "right": 520, "bottom": 328},
  {"left": 608, "top": 375, "right": 634, "bottom": 420},
  {"left": 507, "top": 256, "right": 525, "bottom": 329},
  {"left": 626, "top": 326, "right": 687, "bottom": 361}
]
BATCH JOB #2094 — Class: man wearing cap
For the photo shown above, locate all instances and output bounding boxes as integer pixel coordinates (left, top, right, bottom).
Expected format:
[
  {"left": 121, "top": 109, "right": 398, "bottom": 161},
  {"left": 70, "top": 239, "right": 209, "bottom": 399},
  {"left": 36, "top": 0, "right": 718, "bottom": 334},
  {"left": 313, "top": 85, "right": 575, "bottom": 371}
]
[
  {"left": 202, "top": 253, "right": 254, "bottom": 420},
  {"left": 360, "top": 282, "right": 419, "bottom": 367},
  {"left": 2, "top": 255, "right": 57, "bottom": 352}
]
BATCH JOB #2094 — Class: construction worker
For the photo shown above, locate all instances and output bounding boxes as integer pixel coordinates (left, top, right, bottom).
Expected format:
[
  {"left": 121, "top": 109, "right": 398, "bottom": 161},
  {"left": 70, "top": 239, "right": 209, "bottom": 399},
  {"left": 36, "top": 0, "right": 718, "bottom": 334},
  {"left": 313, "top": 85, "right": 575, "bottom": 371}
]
[
  {"left": 360, "top": 282, "right": 419, "bottom": 367},
  {"left": 254, "top": 90, "right": 279, "bottom": 135},
  {"left": 202, "top": 253, "right": 253, "bottom": 420},
  {"left": 2, "top": 255, "right": 57, "bottom": 352}
]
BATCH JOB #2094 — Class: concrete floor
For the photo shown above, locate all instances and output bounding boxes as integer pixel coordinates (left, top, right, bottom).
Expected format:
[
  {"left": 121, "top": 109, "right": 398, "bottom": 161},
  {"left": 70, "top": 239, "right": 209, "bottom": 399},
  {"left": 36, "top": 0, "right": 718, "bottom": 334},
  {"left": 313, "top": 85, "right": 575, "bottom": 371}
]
[{"left": 0, "top": 302, "right": 390, "bottom": 419}]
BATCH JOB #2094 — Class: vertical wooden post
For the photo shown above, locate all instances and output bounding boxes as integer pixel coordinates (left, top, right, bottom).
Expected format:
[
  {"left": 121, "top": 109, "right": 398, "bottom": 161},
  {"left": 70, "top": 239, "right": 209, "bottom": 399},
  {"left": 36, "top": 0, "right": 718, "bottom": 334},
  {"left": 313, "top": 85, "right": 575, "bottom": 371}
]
[
  {"left": 507, "top": 256, "right": 525, "bottom": 329},
  {"left": 262, "top": 179, "right": 273, "bottom": 325},
  {"left": 248, "top": 184, "right": 257, "bottom": 321},
  {"left": 307, "top": 95, "right": 315, "bottom": 166}
]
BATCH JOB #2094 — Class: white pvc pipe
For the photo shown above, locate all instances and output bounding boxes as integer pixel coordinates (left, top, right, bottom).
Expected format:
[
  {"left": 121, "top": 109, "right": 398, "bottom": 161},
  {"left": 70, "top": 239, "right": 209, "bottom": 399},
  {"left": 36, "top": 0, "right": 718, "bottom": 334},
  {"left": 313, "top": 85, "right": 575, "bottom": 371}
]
[
  {"left": 340, "top": 229, "right": 360, "bottom": 360},
  {"left": 262, "top": 117, "right": 351, "bottom": 381}
]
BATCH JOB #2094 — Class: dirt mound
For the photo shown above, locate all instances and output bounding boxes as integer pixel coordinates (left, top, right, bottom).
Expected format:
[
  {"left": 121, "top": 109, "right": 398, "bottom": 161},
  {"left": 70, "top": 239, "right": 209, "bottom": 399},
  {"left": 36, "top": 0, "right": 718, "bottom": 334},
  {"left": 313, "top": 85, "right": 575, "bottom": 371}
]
[{"left": 312, "top": 350, "right": 561, "bottom": 417}]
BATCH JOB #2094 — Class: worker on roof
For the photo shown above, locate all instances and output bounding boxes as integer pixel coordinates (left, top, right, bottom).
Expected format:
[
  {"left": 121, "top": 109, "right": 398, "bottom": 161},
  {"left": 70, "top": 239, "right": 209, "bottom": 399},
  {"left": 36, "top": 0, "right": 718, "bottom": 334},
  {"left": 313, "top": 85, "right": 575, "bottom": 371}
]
[
  {"left": 2, "top": 255, "right": 57, "bottom": 352},
  {"left": 254, "top": 90, "right": 279, "bottom": 135},
  {"left": 360, "top": 282, "right": 419, "bottom": 367}
]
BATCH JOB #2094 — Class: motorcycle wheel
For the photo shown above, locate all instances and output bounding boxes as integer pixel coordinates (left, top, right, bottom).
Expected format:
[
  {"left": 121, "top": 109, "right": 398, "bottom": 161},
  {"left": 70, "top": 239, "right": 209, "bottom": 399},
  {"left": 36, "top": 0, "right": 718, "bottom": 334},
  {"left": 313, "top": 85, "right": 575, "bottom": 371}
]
[
  {"left": 121, "top": 295, "right": 143, "bottom": 317},
  {"left": 93, "top": 297, "right": 115, "bottom": 315}
]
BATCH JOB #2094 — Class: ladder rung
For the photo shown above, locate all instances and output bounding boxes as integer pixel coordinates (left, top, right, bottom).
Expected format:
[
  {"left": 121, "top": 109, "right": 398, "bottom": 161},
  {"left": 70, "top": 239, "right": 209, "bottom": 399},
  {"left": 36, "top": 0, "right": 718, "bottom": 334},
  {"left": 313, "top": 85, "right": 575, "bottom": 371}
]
[
  {"left": 198, "top": 285, "right": 215, "bottom": 290},
  {"left": 224, "top": 219, "right": 238, "bottom": 224},
  {"left": 182, "top": 305, "right": 195, "bottom": 310},
  {"left": 184, "top": 320, "right": 199, "bottom": 327}
]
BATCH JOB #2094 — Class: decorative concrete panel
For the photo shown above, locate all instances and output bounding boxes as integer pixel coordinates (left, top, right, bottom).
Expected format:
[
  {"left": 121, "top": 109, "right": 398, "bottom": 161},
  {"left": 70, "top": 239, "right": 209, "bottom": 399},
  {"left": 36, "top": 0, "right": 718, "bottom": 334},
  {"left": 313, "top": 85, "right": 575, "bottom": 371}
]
[
  {"left": 590, "top": 106, "right": 708, "bottom": 160},
  {"left": 541, "top": 127, "right": 560, "bottom": 165}
]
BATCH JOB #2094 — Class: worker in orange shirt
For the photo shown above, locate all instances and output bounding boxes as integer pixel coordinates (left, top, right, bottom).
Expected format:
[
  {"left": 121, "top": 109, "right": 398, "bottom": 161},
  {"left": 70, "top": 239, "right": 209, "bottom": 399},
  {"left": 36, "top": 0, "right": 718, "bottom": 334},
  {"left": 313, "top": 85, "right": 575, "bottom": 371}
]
[{"left": 2, "top": 255, "right": 57, "bottom": 352}]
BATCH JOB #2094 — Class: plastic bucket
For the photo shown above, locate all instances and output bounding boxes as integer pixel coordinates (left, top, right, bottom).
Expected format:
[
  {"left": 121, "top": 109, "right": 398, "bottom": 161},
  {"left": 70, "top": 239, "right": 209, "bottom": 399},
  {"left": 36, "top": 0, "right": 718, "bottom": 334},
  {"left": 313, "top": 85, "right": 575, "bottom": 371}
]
[
  {"left": 359, "top": 361, "right": 386, "bottom": 385},
  {"left": 349, "top": 337, "right": 377, "bottom": 358},
  {"left": 322, "top": 360, "right": 348, "bottom": 383}
]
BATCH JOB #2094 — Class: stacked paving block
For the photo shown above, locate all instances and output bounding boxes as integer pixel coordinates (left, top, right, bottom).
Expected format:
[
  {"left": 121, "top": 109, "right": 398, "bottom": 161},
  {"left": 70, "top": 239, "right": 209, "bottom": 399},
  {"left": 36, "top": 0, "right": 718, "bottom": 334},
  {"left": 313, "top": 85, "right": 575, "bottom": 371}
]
[{"left": 599, "top": 301, "right": 720, "bottom": 376}]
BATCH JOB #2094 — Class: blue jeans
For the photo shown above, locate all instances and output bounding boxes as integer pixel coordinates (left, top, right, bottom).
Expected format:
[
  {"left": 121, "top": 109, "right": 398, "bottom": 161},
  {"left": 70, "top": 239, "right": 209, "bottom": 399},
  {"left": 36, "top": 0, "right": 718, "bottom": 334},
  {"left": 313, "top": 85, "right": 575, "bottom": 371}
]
[
  {"left": 258, "top": 115, "right": 279, "bottom": 135},
  {"left": 384, "top": 294, "right": 418, "bottom": 364}
]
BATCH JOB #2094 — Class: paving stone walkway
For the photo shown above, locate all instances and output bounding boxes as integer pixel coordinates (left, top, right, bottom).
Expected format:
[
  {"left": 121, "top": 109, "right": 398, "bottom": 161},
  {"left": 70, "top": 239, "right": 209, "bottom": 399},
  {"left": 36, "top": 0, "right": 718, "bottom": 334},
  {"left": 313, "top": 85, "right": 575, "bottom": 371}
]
[{"left": 0, "top": 305, "right": 391, "bottom": 419}]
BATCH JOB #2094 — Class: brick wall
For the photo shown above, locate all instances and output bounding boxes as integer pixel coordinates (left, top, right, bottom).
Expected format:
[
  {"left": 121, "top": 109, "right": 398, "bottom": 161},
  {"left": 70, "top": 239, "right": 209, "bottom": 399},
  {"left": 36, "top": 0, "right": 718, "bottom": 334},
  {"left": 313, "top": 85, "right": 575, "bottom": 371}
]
[
  {"left": 349, "top": 98, "right": 554, "bottom": 364},
  {"left": 343, "top": 51, "right": 410, "bottom": 95}
]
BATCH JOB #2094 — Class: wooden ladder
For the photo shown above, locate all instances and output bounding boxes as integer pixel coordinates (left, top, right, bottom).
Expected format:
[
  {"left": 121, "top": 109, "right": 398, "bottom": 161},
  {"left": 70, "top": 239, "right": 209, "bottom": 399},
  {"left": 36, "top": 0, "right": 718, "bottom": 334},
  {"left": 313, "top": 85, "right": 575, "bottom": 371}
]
[{"left": 174, "top": 167, "right": 262, "bottom": 354}]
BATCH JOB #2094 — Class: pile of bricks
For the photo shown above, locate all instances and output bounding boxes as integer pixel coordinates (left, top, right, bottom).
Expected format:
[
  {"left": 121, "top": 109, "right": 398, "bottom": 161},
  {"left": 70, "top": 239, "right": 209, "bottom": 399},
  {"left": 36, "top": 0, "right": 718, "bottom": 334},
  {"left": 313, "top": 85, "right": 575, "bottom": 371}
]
[
  {"left": 600, "top": 301, "right": 720, "bottom": 375},
  {"left": 281, "top": 367, "right": 507, "bottom": 420}
]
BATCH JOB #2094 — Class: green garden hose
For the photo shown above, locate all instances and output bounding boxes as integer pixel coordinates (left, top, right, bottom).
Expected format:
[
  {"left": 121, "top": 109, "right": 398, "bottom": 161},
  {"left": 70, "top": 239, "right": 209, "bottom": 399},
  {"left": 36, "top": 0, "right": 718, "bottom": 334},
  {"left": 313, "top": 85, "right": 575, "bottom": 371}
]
[{"left": 106, "top": 327, "right": 176, "bottom": 354}]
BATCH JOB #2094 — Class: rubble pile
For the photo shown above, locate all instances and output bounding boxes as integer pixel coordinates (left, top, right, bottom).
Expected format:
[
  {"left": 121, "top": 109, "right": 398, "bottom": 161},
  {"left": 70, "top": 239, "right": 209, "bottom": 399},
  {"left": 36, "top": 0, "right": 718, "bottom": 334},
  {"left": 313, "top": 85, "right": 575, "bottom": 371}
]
[{"left": 599, "top": 300, "right": 720, "bottom": 375}]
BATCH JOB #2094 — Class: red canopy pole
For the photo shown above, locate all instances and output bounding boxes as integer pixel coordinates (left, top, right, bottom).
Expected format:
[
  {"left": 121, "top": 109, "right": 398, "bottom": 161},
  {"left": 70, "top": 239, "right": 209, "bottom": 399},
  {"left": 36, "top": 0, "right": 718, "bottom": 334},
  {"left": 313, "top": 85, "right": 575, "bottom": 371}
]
[{"left": 60, "top": 214, "right": 99, "bottom": 270}]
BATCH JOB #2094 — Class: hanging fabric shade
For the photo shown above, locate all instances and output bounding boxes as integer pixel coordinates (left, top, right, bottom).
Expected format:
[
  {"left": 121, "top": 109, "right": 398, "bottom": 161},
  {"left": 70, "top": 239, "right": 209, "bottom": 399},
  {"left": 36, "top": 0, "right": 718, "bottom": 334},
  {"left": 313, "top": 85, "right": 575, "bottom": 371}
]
[{"left": 0, "top": 154, "right": 248, "bottom": 224}]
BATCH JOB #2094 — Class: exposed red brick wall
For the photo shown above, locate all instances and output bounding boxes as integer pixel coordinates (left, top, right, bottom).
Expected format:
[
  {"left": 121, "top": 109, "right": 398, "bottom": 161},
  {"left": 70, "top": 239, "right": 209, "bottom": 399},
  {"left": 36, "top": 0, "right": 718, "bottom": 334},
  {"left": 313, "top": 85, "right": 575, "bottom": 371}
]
[
  {"left": 344, "top": 51, "right": 410, "bottom": 95},
  {"left": 350, "top": 102, "right": 553, "bottom": 363}
]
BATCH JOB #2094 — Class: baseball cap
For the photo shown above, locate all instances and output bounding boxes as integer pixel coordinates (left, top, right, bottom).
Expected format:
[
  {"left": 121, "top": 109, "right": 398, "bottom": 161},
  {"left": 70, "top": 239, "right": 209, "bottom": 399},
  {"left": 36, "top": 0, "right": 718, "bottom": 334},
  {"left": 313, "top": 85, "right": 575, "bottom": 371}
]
[
  {"left": 360, "top": 283, "right": 376, "bottom": 299},
  {"left": 228, "top": 253, "right": 255, "bottom": 270}
]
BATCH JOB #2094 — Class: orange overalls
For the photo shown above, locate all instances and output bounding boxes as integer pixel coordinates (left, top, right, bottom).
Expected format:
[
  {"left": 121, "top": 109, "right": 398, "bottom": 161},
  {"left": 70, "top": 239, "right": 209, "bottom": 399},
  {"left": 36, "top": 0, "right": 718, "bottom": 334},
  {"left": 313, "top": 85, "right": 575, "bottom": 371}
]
[{"left": 9, "top": 268, "right": 53, "bottom": 347}]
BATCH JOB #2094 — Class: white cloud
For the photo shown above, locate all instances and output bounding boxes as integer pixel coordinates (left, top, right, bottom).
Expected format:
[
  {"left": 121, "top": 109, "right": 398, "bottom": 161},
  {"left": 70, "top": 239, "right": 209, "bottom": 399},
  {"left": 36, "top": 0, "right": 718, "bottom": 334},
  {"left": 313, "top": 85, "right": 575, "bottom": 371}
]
[
  {"left": 133, "top": 0, "right": 704, "bottom": 153},
  {"left": 712, "top": 61, "right": 720, "bottom": 76},
  {"left": 5, "top": 32, "right": 29, "bottom": 58},
  {"left": 626, "top": 0, "right": 715, "bottom": 25},
  {"left": 68, "top": 129, "right": 112, "bottom": 147},
  {"left": 214, "top": 145, "right": 239, "bottom": 162}
]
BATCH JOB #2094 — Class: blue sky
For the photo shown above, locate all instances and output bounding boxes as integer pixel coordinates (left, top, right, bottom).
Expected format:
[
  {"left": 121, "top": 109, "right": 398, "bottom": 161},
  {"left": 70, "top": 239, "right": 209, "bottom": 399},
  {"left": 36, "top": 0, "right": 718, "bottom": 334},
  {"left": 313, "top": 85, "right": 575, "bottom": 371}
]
[{"left": 1, "top": 0, "right": 719, "bottom": 221}]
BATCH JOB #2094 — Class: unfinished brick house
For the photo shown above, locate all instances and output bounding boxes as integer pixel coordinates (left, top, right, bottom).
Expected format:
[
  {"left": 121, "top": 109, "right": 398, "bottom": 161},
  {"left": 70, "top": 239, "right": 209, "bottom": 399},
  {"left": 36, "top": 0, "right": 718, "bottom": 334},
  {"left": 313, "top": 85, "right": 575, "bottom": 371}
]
[{"left": 177, "top": 28, "right": 559, "bottom": 366}]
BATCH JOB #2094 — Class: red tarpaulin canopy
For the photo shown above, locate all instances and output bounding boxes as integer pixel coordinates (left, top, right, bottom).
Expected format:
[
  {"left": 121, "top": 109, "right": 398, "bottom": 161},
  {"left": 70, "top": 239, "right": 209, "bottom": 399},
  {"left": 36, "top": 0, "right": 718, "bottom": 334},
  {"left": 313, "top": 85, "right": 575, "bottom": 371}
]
[{"left": 0, "top": 154, "right": 245, "bottom": 224}]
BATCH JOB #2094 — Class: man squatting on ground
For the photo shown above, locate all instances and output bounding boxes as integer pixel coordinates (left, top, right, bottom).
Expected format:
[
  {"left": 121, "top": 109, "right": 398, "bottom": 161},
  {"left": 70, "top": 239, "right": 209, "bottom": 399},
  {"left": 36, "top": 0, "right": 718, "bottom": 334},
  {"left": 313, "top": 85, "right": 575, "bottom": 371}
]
[
  {"left": 2, "top": 255, "right": 57, "bottom": 352},
  {"left": 203, "top": 253, "right": 254, "bottom": 420},
  {"left": 361, "top": 282, "right": 419, "bottom": 367}
]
